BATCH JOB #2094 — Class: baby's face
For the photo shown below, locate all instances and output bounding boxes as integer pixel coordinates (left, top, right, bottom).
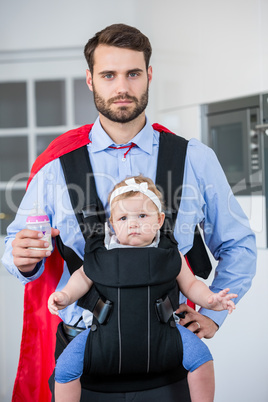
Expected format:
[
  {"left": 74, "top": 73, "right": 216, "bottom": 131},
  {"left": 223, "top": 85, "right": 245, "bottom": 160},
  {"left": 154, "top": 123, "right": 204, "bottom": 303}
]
[{"left": 110, "top": 193, "right": 164, "bottom": 247}]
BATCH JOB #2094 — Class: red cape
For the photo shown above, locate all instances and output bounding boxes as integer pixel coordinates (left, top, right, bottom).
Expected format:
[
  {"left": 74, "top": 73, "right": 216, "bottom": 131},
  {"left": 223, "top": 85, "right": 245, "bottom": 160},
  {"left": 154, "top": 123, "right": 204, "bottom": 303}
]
[{"left": 12, "top": 123, "right": 194, "bottom": 401}]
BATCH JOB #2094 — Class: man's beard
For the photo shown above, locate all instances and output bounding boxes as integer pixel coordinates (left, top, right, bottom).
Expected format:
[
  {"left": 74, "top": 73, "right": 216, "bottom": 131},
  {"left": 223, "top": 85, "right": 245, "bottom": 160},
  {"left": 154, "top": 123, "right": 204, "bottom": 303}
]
[{"left": 92, "top": 84, "right": 149, "bottom": 123}]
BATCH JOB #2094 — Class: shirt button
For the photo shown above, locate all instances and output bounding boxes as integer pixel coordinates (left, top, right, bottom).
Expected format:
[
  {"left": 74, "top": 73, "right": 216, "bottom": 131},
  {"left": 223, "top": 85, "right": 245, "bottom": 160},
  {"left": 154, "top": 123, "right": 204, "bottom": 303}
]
[{"left": 122, "top": 157, "right": 126, "bottom": 162}]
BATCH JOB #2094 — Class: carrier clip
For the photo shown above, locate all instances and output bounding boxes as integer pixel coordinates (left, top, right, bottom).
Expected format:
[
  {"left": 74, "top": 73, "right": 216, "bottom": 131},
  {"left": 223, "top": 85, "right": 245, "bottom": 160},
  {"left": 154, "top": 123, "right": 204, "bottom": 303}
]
[
  {"left": 155, "top": 295, "right": 174, "bottom": 323},
  {"left": 93, "top": 298, "right": 113, "bottom": 325}
]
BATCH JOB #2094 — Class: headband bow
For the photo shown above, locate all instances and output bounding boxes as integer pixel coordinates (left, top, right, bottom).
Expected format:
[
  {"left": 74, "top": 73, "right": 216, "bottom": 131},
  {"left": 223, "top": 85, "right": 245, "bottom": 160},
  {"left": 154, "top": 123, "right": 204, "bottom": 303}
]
[{"left": 110, "top": 178, "right": 162, "bottom": 212}]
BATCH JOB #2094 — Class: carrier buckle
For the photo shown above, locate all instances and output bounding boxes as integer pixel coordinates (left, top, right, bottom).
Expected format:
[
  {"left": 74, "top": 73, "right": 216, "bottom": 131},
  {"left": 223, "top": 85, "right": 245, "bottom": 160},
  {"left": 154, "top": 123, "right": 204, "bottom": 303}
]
[
  {"left": 93, "top": 298, "right": 113, "bottom": 324},
  {"left": 155, "top": 295, "right": 174, "bottom": 323}
]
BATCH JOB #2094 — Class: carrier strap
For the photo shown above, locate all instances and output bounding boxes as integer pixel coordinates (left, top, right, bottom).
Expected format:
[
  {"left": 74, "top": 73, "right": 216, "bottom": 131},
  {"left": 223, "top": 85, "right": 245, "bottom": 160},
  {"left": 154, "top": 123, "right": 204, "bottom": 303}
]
[
  {"left": 57, "top": 146, "right": 106, "bottom": 274},
  {"left": 156, "top": 132, "right": 212, "bottom": 279},
  {"left": 156, "top": 131, "right": 188, "bottom": 232},
  {"left": 59, "top": 145, "right": 106, "bottom": 228}
]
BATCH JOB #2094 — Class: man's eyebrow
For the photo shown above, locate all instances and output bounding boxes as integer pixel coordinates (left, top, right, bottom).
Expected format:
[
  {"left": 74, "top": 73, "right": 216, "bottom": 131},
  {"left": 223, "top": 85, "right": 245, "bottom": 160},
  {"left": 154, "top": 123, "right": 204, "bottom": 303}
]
[
  {"left": 126, "top": 68, "right": 144, "bottom": 74},
  {"left": 98, "top": 68, "right": 144, "bottom": 76},
  {"left": 98, "top": 70, "right": 115, "bottom": 76}
]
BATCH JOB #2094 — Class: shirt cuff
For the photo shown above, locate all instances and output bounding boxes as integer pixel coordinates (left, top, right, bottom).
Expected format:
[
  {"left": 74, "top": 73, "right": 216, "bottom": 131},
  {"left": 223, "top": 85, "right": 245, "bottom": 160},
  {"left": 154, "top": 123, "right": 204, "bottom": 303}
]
[
  {"left": 198, "top": 307, "right": 228, "bottom": 328},
  {"left": 19, "top": 261, "right": 43, "bottom": 278}
]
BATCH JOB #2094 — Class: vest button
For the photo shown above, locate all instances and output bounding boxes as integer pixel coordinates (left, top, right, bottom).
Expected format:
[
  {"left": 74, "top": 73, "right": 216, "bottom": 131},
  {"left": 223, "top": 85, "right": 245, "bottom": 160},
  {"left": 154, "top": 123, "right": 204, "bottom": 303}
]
[{"left": 91, "top": 324, "right": 97, "bottom": 332}]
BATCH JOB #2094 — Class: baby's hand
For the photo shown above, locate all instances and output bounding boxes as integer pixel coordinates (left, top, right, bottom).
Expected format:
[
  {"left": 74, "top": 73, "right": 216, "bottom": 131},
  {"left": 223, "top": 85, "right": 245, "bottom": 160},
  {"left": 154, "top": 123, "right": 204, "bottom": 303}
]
[
  {"left": 207, "top": 288, "right": 238, "bottom": 314},
  {"left": 48, "top": 291, "right": 70, "bottom": 315}
]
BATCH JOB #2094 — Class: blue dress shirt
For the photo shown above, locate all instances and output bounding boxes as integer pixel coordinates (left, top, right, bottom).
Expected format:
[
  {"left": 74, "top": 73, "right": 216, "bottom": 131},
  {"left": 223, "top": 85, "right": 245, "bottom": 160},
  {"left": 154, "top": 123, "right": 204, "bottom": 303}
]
[{"left": 2, "top": 117, "right": 257, "bottom": 328}]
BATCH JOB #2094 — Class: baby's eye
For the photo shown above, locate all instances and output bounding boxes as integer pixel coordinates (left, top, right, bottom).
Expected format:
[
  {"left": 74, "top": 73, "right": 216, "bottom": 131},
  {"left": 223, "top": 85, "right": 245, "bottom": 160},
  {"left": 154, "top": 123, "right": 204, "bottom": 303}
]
[
  {"left": 139, "top": 214, "right": 146, "bottom": 218},
  {"left": 119, "top": 216, "right": 127, "bottom": 221}
]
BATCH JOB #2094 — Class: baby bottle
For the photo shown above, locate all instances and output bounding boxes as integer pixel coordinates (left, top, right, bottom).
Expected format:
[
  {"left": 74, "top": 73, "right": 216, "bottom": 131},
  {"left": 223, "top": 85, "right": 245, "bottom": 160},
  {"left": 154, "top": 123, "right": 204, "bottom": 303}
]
[{"left": 26, "top": 203, "right": 52, "bottom": 251}]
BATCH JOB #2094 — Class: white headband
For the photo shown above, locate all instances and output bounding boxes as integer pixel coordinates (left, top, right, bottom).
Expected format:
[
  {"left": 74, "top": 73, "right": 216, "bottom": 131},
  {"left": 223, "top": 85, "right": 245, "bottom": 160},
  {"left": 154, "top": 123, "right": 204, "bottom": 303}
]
[{"left": 110, "top": 178, "right": 162, "bottom": 212}]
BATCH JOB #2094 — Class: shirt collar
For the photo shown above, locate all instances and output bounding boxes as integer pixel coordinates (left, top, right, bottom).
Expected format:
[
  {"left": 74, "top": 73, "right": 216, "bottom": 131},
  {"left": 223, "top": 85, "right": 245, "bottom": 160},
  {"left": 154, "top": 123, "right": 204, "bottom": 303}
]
[{"left": 89, "top": 116, "right": 156, "bottom": 155}]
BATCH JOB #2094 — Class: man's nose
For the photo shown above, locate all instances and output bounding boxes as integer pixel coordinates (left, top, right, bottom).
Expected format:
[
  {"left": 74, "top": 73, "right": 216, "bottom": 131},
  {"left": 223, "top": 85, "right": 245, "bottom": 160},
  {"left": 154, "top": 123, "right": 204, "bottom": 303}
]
[{"left": 116, "top": 76, "right": 130, "bottom": 94}]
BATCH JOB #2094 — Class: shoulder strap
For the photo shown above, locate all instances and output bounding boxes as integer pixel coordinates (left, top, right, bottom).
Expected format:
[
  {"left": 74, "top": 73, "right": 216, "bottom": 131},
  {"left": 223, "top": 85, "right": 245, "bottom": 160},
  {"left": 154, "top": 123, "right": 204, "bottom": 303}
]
[
  {"left": 156, "top": 132, "right": 188, "bottom": 232},
  {"left": 60, "top": 145, "right": 106, "bottom": 233},
  {"left": 156, "top": 131, "right": 212, "bottom": 279},
  {"left": 56, "top": 146, "right": 105, "bottom": 274}
]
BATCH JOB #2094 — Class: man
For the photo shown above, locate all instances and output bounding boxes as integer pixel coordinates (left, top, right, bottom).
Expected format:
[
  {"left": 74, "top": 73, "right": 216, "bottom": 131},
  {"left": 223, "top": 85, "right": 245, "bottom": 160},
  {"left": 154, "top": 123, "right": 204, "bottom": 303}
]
[{"left": 2, "top": 24, "right": 256, "bottom": 401}]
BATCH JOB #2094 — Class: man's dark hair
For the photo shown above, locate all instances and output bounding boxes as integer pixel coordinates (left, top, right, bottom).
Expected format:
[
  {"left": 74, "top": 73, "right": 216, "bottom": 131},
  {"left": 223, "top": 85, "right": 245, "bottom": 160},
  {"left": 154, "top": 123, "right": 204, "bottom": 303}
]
[{"left": 84, "top": 23, "right": 152, "bottom": 73}]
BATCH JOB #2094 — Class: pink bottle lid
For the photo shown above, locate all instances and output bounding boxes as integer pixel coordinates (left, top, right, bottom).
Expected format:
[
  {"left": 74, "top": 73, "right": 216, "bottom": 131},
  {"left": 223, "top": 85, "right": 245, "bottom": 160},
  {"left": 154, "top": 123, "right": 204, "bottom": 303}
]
[{"left": 26, "top": 215, "right": 50, "bottom": 223}]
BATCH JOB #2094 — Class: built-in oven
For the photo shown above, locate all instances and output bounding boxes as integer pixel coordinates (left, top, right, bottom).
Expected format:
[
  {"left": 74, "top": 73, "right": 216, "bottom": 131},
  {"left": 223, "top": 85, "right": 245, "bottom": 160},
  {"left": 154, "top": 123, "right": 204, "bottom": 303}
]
[{"left": 201, "top": 93, "right": 268, "bottom": 248}]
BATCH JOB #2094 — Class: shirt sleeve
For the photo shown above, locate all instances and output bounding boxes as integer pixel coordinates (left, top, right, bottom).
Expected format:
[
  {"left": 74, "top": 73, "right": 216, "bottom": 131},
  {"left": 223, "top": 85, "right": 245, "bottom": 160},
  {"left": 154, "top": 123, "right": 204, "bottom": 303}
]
[
  {"left": 1, "top": 166, "right": 52, "bottom": 284},
  {"left": 176, "top": 139, "right": 257, "bottom": 327}
]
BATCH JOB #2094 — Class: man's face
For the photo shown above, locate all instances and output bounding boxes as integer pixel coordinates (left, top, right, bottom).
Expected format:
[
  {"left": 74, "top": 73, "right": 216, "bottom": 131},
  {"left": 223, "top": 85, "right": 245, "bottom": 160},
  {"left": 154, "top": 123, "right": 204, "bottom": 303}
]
[{"left": 86, "top": 45, "right": 152, "bottom": 124}]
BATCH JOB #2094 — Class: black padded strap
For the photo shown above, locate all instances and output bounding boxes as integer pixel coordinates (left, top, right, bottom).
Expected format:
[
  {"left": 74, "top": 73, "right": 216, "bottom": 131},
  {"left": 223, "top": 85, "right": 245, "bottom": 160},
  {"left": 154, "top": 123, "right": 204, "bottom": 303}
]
[
  {"left": 55, "top": 236, "right": 82, "bottom": 275},
  {"left": 156, "top": 132, "right": 188, "bottom": 232},
  {"left": 60, "top": 145, "right": 106, "bottom": 235},
  {"left": 57, "top": 146, "right": 106, "bottom": 273},
  {"left": 156, "top": 132, "right": 212, "bottom": 279}
]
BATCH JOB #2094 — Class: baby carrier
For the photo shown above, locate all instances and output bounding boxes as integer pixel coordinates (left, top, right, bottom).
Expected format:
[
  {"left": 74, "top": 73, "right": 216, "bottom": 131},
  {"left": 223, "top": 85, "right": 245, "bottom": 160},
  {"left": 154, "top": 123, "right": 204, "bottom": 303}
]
[
  {"left": 57, "top": 131, "right": 212, "bottom": 393},
  {"left": 79, "top": 228, "right": 183, "bottom": 378}
]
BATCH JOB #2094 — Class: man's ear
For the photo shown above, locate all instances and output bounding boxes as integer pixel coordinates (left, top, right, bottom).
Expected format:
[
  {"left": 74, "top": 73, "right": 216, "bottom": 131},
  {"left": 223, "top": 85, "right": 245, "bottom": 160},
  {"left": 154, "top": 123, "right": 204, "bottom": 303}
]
[
  {"left": 148, "top": 65, "right": 153, "bottom": 85},
  {"left": 86, "top": 69, "right": 93, "bottom": 92}
]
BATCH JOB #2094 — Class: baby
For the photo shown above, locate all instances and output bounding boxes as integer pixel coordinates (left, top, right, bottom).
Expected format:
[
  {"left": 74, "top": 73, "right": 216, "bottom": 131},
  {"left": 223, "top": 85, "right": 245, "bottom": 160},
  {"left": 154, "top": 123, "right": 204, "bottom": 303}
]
[{"left": 48, "top": 175, "right": 237, "bottom": 402}]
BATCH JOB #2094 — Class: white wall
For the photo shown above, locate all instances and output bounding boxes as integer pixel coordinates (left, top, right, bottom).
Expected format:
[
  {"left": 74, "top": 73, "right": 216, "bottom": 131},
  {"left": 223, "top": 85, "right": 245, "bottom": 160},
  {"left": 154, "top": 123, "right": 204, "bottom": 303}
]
[
  {"left": 1, "top": 0, "right": 268, "bottom": 111},
  {"left": 1, "top": 0, "right": 267, "bottom": 126},
  {"left": 202, "top": 248, "right": 268, "bottom": 402},
  {"left": 0, "top": 259, "right": 24, "bottom": 401},
  {"left": 1, "top": 1, "right": 267, "bottom": 401},
  {"left": 150, "top": 0, "right": 268, "bottom": 107},
  {"left": 0, "top": 0, "right": 137, "bottom": 51}
]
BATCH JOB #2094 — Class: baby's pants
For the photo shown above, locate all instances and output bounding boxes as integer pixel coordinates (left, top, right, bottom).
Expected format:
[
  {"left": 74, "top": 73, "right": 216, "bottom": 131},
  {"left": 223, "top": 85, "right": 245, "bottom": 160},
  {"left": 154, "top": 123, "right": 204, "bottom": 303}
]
[{"left": 55, "top": 324, "right": 213, "bottom": 383}]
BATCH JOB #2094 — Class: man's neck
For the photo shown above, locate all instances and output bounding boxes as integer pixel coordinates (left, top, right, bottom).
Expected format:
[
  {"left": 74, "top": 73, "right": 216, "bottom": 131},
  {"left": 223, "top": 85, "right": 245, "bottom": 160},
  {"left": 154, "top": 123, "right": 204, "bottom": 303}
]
[{"left": 99, "top": 113, "right": 146, "bottom": 144}]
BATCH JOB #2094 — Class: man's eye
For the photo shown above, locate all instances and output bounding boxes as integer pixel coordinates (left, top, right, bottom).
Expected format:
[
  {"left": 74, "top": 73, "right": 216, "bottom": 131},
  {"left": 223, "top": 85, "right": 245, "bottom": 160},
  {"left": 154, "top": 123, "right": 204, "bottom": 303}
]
[
  {"left": 129, "top": 72, "right": 138, "bottom": 78},
  {"left": 104, "top": 74, "right": 114, "bottom": 79}
]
